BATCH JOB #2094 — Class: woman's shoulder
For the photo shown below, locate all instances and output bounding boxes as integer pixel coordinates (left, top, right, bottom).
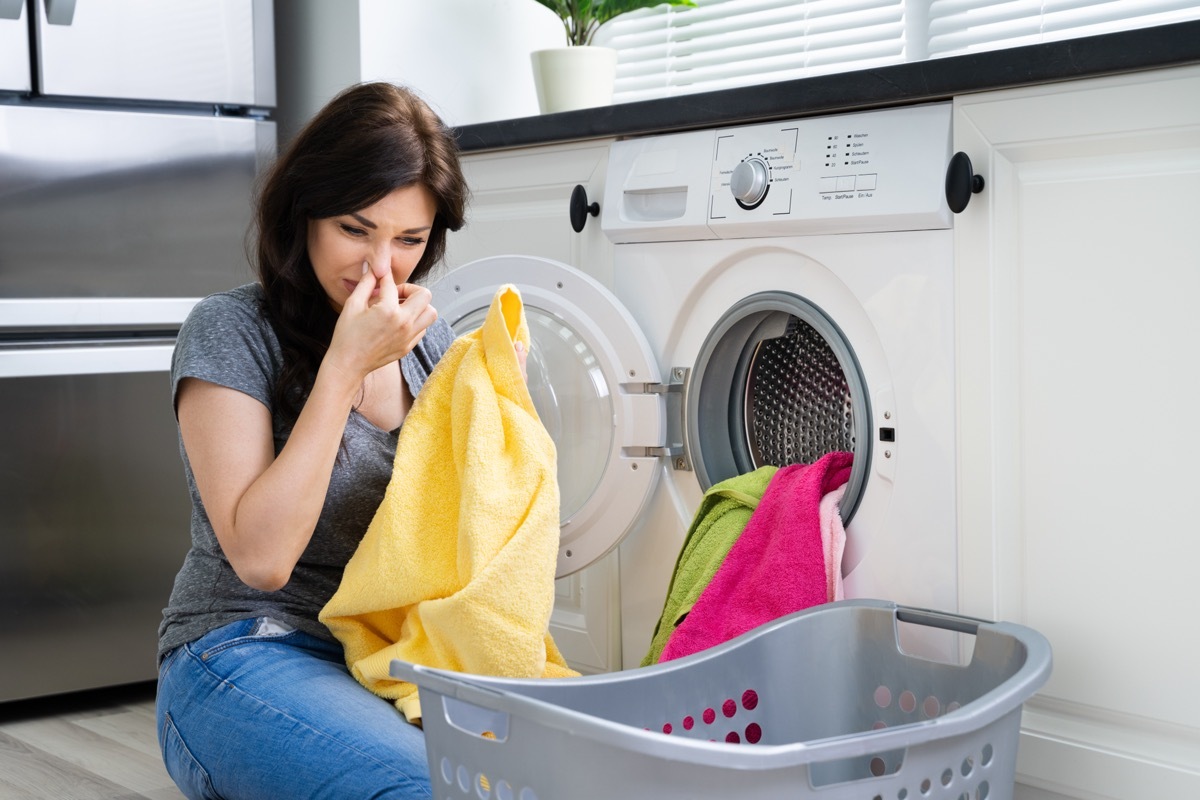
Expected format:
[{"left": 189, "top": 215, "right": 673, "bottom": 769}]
[
  {"left": 186, "top": 283, "right": 265, "bottom": 322},
  {"left": 176, "top": 283, "right": 279, "bottom": 365},
  {"left": 180, "top": 284, "right": 271, "bottom": 340}
]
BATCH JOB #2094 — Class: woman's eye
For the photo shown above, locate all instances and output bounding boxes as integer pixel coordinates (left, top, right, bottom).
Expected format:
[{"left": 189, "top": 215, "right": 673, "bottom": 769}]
[
  {"left": 399, "top": 237, "right": 426, "bottom": 247},
  {"left": 339, "top": 224, "right": 366, "bottom": 236}
]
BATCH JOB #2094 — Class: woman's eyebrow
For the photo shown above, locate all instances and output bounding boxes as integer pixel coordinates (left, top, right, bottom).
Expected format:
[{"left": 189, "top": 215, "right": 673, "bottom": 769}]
[{"left": 348, "top": 213, "right": 430, "bottom": 235}]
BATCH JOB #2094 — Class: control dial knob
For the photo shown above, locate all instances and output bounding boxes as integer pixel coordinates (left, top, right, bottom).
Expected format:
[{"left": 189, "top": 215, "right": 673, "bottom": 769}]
[{"left": 730, "top": 156, "right": 770, "bottom": 207}]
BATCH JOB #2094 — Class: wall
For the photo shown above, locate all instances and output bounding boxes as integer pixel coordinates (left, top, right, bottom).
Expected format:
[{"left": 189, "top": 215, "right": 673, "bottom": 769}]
[{"left": 274, "top": 0, "right": 562, "bottom": 144}]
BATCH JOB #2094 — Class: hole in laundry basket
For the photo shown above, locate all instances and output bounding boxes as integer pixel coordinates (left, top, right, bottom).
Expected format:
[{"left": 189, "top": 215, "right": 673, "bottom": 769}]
[
  {"left": 870, "top": 757, "right": 886, "bottom": 777},
  {"left": 872, "top": 721, "right": 887, "bottom": 730},
  {"left": 920, "top": 778, "right": 932, "bottom": 795},
  {"left": 741, "top": 689, "right": 759, "bottom": 710},
  {"left": 924, "top": 696, "right": 941, "bottom": 718},
  {"left": 519, "top": 787, "right": 540, "bottom": 800},
  {"left": 899, "top": 691, "right": 917, "bottom": 713},
  {"left": 977, "top": 781, "right": 990, "bottom": 799},
  {"left": 981, "top": 744, "right": 994, "bottom": 766},
  {"left": 722, "top": 699, "right": 737, "bottom": 718},
  {"left": 941, "top": 768, "right": 953, "bottom": 786},
  {"left": 440, "top": 757, "right": 453, "bottom": 785},
  {"left": 961, "top": 757, "right": 973, "bottom": 777},
  {"left": 874, "top": 685, "right": 892, "bottom": 708},
  {"left": 725, "top": 731, "right": 741, "bottom": 743},
  {"left": 745, "top": 723, "right": 762, "bottom": 744},
  {"left": 458, "top": 765, "right": 471, "bottom": 793},
  {"left": 703, "top": 708, "right": 716, "bottom": 724},
  {"left": 476, "top": 773, "right": 491, "bottom": 799},
  {"left": 957, "top": 794, "right": 969, "bottom": 800},
  {"left": 683, "top": 715, "right": 695, "bottom": 730},
  {"left": 662, "top": 723, "right": 673, "bottom": 734},
  {"left": 898, "top": 790, "right": 908, "bottom": 800},
  {"left": 946, "top": 701, "right": 961, "bottom": 714},
  {"left": 495, "top": 780, "right": 514, "bottom": 800}
]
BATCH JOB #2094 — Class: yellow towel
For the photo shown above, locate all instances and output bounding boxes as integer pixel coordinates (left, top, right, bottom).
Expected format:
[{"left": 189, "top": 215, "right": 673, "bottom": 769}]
[{"left": 320, "top": 285, "right": 576, "bottom": 722}]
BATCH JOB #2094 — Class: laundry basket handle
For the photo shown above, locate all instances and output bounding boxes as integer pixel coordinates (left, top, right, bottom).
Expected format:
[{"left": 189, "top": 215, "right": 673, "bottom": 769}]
[{"left": 895, "top": 605, "right": 989, "bottom": 635}]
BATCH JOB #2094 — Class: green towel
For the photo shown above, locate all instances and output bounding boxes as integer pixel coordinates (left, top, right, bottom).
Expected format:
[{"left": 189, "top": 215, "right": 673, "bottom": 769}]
[{"left": 640, "top": 465, "right": 778, "bottom": 666}]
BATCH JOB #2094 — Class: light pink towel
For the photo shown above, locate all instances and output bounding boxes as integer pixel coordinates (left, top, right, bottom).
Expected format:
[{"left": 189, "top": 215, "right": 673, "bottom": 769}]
[
  {"left": 821, "top": 483, "right": 847, "bottom": 603},
  {"left": 659, "top": 451, "right": 852, "bottom": 662}
]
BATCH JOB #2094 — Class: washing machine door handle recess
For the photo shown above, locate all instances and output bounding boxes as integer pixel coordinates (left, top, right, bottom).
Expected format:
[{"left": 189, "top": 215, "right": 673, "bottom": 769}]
[{"left": 430, "top": 254, "right": 672, "bottom": 578}]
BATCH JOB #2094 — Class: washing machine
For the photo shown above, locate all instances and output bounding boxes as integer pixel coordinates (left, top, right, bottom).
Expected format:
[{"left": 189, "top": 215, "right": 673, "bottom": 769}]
[{"left": 432, "top": 102, "right": 960, "bottom": 671}]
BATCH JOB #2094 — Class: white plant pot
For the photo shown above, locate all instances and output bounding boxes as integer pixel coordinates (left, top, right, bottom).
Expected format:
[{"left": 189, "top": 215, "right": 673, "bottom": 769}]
[{"left": 530, "top": 46, "right": 617, "bottom": 114}]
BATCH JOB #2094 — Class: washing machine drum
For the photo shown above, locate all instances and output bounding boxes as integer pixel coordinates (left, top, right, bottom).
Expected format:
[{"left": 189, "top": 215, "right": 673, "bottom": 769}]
[{"left": 687, "top": 291, "right": 870, "bottom": 523}]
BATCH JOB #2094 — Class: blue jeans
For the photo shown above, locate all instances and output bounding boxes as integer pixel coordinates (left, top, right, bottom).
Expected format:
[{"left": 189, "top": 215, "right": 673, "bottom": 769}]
[{"left": 156, "top": 617, "right": 432, "bottom": 799}]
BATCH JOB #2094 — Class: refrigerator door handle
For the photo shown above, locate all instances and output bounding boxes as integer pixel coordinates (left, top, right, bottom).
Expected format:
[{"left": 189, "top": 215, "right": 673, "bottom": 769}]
[
  {"left": 44, "top": 0, "right": 76, "bottom": 25},
  {"left": 0, "top": 342, "right": 174, "bottom": 378}
]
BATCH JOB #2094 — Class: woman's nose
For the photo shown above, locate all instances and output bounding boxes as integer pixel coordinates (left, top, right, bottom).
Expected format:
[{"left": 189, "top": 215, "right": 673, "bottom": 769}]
[{"left": 367, "top": 242, "right": 390, "bottom": 278}]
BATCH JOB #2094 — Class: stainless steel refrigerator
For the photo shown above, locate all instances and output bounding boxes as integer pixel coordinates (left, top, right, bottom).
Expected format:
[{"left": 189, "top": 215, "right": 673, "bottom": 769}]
[{"left": 0, "top": 0, "right": 276, "bottom": 702}]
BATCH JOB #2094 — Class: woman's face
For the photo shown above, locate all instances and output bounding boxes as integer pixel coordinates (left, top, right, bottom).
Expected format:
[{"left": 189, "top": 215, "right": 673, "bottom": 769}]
[{"left": 307, "top": 184, "right": 438, "bottom": 312}]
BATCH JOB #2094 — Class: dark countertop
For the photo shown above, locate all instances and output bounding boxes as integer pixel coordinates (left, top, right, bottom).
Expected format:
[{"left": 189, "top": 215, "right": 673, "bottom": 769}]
[{"left": 454, "top": 19, "right": 1200, "bottom": 152}]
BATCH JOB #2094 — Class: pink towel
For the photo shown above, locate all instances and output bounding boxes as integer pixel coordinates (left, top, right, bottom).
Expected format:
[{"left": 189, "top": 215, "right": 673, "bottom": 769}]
[{"left": 659, "top": 451, "right": 852, "bottom": 662}]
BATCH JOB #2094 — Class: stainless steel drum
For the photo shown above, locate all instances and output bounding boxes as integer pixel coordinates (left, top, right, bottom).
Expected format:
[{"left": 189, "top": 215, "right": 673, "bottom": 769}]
[{"left": 685, "top": 291, "right": 870, "bottom": 522}]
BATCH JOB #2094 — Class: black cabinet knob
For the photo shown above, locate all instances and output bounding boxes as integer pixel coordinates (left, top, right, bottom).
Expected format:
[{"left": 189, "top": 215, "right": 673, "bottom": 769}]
[
  {"left": 945, "top": 151, "right": 985, "bottom": 214},
  {"left": 569, "top": 184, "right": 600, "bottom": 233}
]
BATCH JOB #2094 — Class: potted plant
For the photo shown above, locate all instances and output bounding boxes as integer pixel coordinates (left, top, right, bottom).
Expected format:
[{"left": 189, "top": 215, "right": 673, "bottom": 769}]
[{"left": 531, "top": 0, "right": 695, "bottom": 113}]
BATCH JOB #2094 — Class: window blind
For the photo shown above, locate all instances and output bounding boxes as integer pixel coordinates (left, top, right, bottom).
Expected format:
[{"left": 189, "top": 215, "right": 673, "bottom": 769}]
[
  {"left": 928, "top": 0, "right": 1200, "bottom": 56},
  {"left": 595, "top": 0, "right": 1200, "bottom": 103},
  {"left": 595, "top": 0, "right": 907, "bottom": 103}
]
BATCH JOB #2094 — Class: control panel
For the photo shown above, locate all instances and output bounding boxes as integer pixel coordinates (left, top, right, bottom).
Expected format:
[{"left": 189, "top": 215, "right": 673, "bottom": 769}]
[
  {"left": 706, "top": 102, "right": 953, "bottom": 237},
  {"left": 603, "top": 101, "right": 953, "bottom": 244}
]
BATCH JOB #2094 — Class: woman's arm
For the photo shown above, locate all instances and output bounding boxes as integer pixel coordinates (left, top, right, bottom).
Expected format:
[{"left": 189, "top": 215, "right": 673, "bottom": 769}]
[{"left": 178, "top": 268, "right": 436, "bottom": 591}]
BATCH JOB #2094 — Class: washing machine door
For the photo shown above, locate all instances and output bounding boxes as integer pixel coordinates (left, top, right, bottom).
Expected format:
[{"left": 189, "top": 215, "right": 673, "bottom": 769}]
[{"left": 430, "top": 255, "right": 669, "bottom": 578}]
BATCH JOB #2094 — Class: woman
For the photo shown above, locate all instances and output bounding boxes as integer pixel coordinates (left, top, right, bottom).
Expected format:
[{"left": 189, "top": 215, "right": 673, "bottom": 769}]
[{"left": 156, "top": 82, "right": 487, "bottom": 799}]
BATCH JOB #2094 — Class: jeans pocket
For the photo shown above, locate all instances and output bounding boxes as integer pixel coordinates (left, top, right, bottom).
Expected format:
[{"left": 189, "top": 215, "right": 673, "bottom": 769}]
[
  {"left": 196, "top": 617, "right": 299, "bottom": 662},
  {"left": 160, "top": 712, "right": 220, "bottom": 800}
]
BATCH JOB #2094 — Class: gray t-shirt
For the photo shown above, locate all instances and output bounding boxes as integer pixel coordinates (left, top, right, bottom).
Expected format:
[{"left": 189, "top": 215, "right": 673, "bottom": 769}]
[{"left": 157, "top": 283, "right": 453, "bottom": 662}]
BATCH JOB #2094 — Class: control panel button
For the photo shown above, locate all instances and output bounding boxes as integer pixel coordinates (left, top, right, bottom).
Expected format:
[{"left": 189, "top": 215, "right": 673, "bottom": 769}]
[
  {"left": 836, "top": 175, "right": 855, "bottom": 192},
  {"left": 856, "top": 173, "right": 878, "bottom": 191}
]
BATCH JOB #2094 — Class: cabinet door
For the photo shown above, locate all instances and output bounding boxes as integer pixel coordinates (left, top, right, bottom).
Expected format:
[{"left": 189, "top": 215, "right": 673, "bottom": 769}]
[
  {"left": 445, "top": 140, "right": 621, "bottom": 674},
  {"left": 954, "top": 65, "right": 1200, "bottom": 799},
  {"left": 446, "top": 140, "right": 615, "bottom": 287}
]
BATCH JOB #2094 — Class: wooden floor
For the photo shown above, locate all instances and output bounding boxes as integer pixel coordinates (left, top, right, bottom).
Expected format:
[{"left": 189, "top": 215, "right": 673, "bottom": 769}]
[{"left": 0, "top": 683, "right": 185, "bottom": 800}]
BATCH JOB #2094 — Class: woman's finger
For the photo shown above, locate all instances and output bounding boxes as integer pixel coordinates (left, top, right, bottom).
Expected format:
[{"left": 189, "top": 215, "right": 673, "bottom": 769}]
[
  {"left": 343, "top": 261, "right": 376, "bottom": 312},
  {"left": 375, "top": 264, "right": 400, "bottom": 306}
]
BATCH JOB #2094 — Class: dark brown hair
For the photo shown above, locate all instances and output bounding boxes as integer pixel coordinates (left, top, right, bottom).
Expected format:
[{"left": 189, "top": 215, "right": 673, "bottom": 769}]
[{"left": 253, "top": 82, "right": 468, "bottom": 429}]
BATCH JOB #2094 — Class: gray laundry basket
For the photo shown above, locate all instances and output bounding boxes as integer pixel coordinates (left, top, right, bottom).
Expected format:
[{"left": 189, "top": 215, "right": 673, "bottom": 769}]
[{"left": 391, "top": 599, "right": 1052, "bottom": 800}]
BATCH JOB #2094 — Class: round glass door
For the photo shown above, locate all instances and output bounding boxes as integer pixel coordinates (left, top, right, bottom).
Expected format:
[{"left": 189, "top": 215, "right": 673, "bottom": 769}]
[
  {"left": 431, "top": 255, "right": 664, "bottom": 577},
  {"left": 450, "top": 305, "right": 613, "bottom": 525}
]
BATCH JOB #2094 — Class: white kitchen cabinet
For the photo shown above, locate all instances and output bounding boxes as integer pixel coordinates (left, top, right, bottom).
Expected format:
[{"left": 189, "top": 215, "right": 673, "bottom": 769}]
[
  {"left": 444, "top": 139, "right": 616, "bottom": 286},
  {"left": 445, "top": 138, "right": 621, "bottom": 675},
  {"left": 953, "top": 65, "right": 1200, "bottom": 799}
]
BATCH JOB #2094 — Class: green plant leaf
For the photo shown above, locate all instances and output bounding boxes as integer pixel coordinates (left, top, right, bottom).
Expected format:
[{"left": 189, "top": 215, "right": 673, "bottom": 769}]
[{"left": 535, "top": 0, "right": 696, "bottom": 47}]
